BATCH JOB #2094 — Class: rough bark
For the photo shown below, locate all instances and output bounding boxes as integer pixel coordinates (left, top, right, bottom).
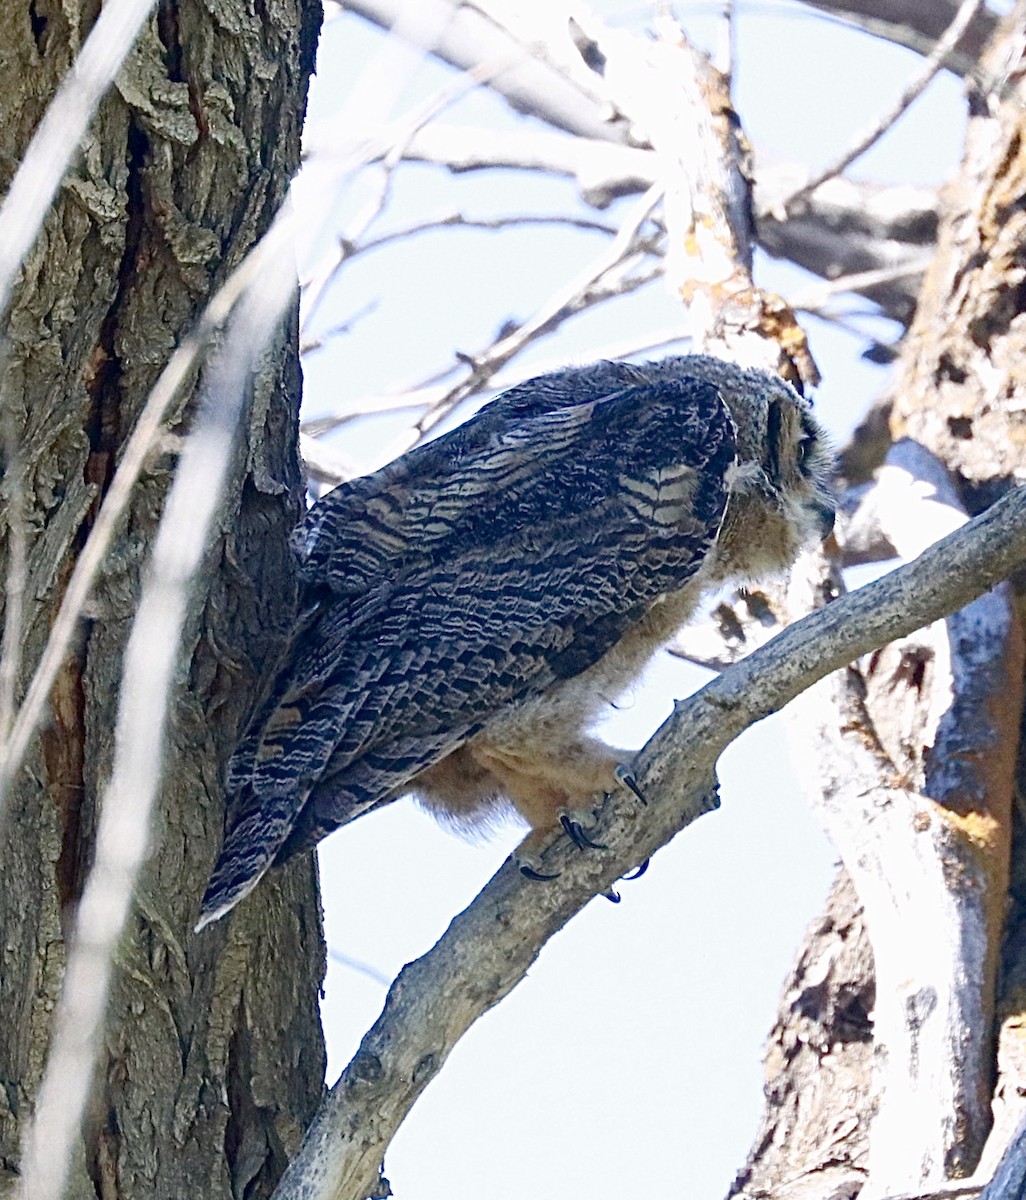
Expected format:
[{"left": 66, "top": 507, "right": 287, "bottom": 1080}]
[
  {"left": 0, "top": 3, "right": 325, "bottom": 1198},
  {"left": 728, "top": 872, "right": 874, "bottom": 1200}
]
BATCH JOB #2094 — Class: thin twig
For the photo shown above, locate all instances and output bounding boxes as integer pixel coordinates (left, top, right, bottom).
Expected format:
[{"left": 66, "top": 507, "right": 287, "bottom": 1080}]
[
  {"left": 374, "top": 183, "right": 666, "bottom": 461},
  {"left": 379, "top": 263, "right": 664, "bottom": 464},
  {"left": 789, "top": 257, "right": 934, "bottom": 312},
  {"left": 299, "top": 211, "right": 622, "bottom": 354},
  {"left": 358, "top": 210, "right": 619, "bottom": 253},
  {"left": 302, "top": 250, "right": 663, "bottom": 482},
  {"left": 300, "top": 52, "right": 520, "bottom": 333},
  {"left": 782, "top": 0, "right": 984, "bottom": 211},
  {"left": 299, "top": 300, "right": 379, "bottom": 356}
]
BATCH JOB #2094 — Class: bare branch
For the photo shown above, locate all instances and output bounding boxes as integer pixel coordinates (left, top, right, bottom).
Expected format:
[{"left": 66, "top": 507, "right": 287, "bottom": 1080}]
[
  {"left": 358, "top": 209, "right": 620, "bottom": 252},
  {"left": 784, "top": 0, "right": 984, "bottom": 212},
  {"left": 303, "top": 122, "right": 659, "bottom": 208},
  {"left": 271, "top": 482, "right": 1026, "bottom": 1200},
  {"left": 796, "top": 0, "right": 995, "bottom": 74},
  {"left": 342, "top": 0, "right": 631, "bottom": 144},
  {"left": 789, "top": 257, "right": 934, "bottom": 316}
]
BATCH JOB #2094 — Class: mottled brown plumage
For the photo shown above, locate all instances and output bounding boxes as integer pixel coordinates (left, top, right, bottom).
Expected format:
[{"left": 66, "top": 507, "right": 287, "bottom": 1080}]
[{"left": 197, "top": 355, "right": 834, "bottom": 928}]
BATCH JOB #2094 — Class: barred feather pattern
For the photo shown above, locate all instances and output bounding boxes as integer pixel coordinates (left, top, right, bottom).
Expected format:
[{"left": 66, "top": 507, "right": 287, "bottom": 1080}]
[{"left": 198, "top": 356, "right": 834, "bottom": 927}]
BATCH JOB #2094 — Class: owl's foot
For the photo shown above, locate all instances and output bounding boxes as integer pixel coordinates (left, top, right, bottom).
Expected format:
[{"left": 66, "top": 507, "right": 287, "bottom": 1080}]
[
  {"left": 513, "top": 806, "right": 604, "bottom": 880},
  {"left": 516, "top": 857, "right": 619, "bottom": 903},
  {"left": 623, "top": 858, "right": 649, "bottom": 881}
]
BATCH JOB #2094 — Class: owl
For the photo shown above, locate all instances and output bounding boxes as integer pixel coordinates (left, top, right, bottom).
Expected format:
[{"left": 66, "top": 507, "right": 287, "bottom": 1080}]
[{"left": 196, "top": 355, "right": 834, "bottom": 929}]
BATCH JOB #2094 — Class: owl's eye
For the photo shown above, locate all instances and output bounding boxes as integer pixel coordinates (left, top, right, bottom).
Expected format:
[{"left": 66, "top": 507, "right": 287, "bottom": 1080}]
[{"left": 765, "top": 398, "right": 783, "bottom": 482}]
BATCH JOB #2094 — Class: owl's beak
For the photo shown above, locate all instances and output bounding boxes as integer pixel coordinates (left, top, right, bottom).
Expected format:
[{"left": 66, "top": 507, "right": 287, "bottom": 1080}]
[{"left": 812, "top": 499, "right": 836, "bottom": 541}]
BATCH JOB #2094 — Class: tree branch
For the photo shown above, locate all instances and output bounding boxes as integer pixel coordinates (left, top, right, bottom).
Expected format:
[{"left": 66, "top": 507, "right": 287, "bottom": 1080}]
[
  {"left": 342, "top": 0, "right": 630, "bottom": 144},
  {"left": 796, "top": 0, "right": 995, "bottom": 74},
  {"left": 783, "top": 0, "right": 984, "bottom": 212},
  {"left": 272, "top": 482, "right": 1026, "bottom": 1200}
]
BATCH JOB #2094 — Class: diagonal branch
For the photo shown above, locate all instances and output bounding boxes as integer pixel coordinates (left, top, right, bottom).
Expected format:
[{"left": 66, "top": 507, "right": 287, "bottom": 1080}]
[
  {"left": 796, "top": 0, "right": 995, "bottom": 73},
  {"left": 272, "top": 483, "right": 1026, "bottom": 1200},
  {"left": 783, "top": 0, "right": 984, "bottom": 212}
]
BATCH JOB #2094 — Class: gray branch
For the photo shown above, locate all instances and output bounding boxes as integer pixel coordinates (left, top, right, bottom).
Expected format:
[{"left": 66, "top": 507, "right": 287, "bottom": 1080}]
[
  {"left": 271, "top": 483, "right": 1026, "bottom": 1200},
  {"left": 796, "top": 0, "right": 995, "bottom": 73}
]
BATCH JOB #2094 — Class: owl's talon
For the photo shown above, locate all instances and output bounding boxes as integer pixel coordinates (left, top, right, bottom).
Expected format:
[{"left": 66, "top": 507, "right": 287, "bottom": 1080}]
[
  {"left": 623, "top": 858, "right": 649, "bottom": 881},
  {"left": 560, "top": 813, "right": 607, "bottom": 851},
  {"left": 615, "top": 764, "right": 647, "bottom": 806},
  {"left": 604, "top": 888, "right": 622, "bottom": 903},
  {"left": 518, "top": 862, "right": 561, "bottom": 882}
]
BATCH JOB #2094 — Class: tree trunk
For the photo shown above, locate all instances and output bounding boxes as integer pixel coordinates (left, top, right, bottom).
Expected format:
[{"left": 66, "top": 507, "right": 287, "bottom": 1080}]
[
  {"left": 0, "top": 3, "right": 325, "bottom": 1196},
  {"left": 733, "top": 5, "right": 1026, "bottom": 1195}
]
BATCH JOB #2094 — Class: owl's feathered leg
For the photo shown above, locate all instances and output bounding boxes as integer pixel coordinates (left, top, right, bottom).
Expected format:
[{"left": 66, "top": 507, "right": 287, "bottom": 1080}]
[{"left": 467, "top": 735, "right": 632, "bottom": 875}]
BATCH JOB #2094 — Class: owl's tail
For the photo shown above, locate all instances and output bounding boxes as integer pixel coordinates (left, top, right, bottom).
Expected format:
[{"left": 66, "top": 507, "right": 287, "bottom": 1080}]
[{"left": 194, "top": 782, "right": 306, "bottom": 931}]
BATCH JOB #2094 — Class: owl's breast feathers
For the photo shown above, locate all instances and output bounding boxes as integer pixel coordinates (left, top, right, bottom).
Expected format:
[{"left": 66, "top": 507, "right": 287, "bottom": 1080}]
[{"left": 197, "top": 369, "right": 737, "bottom": 926}]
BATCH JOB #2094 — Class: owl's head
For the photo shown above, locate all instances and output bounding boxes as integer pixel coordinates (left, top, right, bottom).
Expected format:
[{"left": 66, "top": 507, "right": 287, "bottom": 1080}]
[{"left": 660, "top": 355, "right": 835, "bottom": 580}]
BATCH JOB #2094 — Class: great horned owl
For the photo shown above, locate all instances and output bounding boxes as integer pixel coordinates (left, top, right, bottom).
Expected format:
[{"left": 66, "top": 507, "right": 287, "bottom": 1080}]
[{"left": 197, "top": 355, "right": 834, "bottom": 928}]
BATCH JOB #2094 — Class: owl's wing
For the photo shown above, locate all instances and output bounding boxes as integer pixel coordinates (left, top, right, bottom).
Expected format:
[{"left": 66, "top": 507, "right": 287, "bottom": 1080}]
[
  {"left": 197, "top": 373, "right": 736, "bottom": 927},
  {"left": 291, "top": 361, "right": 697, "bottom": 596}
]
